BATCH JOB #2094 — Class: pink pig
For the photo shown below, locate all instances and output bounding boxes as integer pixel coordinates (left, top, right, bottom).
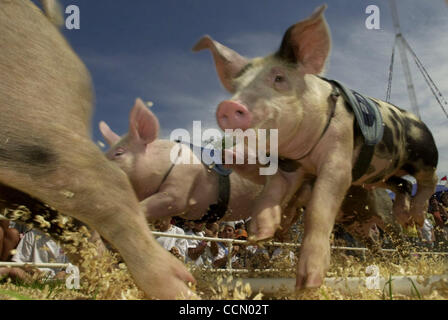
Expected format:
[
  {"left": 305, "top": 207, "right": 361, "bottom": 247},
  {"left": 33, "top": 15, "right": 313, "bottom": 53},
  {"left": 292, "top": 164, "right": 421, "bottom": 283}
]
[
  {"left": 0, "top": 0, "right": 194, "bottom": 299},
  {"left": 99, "top": 99, "right": 263, "bottom": 223},
  {"left": 99, "top": 98, "right": 307, "bottom": 237},
  {"left": 194, "top": 4, "right": 438, "bottom": 289}
]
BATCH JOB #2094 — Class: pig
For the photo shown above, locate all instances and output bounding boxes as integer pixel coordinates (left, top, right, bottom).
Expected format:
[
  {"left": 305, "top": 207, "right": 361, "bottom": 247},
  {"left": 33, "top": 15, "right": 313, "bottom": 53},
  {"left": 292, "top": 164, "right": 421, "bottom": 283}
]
[
  {"left": 194, "top": 4, "right": 438, "bottom": 289},
  {"left": 100, "top": 99, "right": 403, "bottom": 254},
  {"left": 0, "top": 0, "right": 194, "bottom": 299},
  {"left": 99, "top": 98, "right": 265, "bottom": 224}
]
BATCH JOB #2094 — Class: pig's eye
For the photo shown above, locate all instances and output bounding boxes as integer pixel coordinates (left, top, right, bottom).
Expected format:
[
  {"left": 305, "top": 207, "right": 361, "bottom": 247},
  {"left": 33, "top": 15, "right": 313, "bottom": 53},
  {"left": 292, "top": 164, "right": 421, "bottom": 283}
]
[
  {"left": 274, "top": 75, "right": 285, "bottom": 83},
  {"left": 273, "top": 73, "right": 290, "bottom": 91},
  {"left": 114, "top": 148, "right": 126, "bottom": 157}
]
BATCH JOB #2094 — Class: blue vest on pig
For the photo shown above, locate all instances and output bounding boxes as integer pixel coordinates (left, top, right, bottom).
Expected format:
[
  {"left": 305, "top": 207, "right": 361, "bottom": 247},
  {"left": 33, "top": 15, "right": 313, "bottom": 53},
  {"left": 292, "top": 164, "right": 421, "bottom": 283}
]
[
  {"left": 327, "top": 79, "right": 384, "bottom": 146},
  {"left": 180, "top": 142, "right": 233, "bottom": 177},
  {"left": 325, "top": 79, "right": 384, "bottom": 182},
  {"left": 175, "top": 141, "right": 232, "bottom": 224}
]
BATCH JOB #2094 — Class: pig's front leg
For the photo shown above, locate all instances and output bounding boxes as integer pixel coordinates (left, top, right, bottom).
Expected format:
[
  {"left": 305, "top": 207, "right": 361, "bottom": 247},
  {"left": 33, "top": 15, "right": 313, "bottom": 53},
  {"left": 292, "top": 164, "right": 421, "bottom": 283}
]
[
  {"left": 275, "top": 179, "right": 314, "bottom": 241},
  {"left": 140, "top": 166, "right": 199, "bottom": 221},
  {"left": 140, "top": 192, "right": 186, "bottom": 221},
  {"left": 249, "top": 173, "right": 289, "bottom": 240},
  {"left": 296, "top": 155, "right": 352, "bottom": 289}
]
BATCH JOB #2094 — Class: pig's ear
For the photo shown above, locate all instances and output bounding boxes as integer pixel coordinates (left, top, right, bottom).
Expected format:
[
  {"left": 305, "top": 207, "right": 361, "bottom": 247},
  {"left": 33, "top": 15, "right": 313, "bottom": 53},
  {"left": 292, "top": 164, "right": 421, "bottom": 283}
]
[
  {"left": 99, "top": 121, "right": 120, "bottom": 146},
  {"left": 129, "top": 98, "right": 159, "bottom": 145},
  {"left": 276, "top": 5, "right": 331, "bottom": 74},
  {"left": 193, "top": 35, "right": 249, "bottom": 93}
]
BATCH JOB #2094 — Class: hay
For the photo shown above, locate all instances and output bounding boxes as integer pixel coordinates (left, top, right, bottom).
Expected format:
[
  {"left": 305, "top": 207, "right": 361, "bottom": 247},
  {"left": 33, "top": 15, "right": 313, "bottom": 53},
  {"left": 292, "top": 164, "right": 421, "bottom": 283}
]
[{"left": 1, "top": 207, "right": 447, "bottom": 300}]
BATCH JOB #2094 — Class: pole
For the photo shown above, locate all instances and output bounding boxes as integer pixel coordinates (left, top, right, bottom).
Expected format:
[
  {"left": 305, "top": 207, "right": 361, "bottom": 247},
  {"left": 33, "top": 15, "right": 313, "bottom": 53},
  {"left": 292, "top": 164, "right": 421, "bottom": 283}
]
[{"left": 389, "top": 0, "right": 421, "bottom": 119}]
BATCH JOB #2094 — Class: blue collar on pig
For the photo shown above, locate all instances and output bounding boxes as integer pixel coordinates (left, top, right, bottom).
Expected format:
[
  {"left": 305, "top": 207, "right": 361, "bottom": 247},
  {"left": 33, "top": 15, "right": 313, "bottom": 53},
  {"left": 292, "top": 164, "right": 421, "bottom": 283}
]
[
  {"left": 177, "top": 141, "right": 233, "bottom": 177},
  {"left": 279, "top": 77, "right": 384, "bottom": 182},
  {"left": 171, "top": 141, "right": 231, "bottom": 224}
]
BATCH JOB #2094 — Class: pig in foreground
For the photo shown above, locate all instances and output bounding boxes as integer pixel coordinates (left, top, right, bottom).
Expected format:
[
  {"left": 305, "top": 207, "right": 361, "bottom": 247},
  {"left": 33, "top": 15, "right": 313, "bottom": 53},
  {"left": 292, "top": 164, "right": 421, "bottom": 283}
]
[
  {"left": 194, "top": 5, "right": 438, "bottom": 289},
  {"left": 0, "top": 0, "right": 194, "bottom": 299}
]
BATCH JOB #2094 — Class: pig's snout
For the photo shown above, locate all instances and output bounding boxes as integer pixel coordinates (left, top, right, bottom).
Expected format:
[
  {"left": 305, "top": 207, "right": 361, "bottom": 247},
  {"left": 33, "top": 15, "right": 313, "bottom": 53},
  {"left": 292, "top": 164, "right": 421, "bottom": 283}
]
[{"left": 216, "top": 100, "right": 252, "bottom": 131}]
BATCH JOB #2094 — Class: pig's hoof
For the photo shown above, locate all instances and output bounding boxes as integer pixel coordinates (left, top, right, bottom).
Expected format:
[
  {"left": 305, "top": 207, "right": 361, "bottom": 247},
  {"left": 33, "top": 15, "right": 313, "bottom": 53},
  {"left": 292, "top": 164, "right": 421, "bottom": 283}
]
[{"left": 295, "top": 275, "right": 324, "bottom": 290}]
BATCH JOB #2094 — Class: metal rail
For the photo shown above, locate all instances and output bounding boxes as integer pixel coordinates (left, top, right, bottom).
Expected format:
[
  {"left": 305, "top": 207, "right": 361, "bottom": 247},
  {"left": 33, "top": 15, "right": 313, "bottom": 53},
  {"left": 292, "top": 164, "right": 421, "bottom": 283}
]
[
  {"left": 0, "top": 231, "right": 446, "bottom": 271},
  {"left": 152, "top": 231, "right": 448, "bottom": 271}
]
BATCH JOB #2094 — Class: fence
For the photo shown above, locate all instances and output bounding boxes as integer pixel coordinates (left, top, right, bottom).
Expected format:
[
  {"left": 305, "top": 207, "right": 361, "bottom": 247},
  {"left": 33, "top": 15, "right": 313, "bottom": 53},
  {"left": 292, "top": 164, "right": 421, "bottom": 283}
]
[
  {"left": 1, "top": 231, "right": 447, "bottom": 296},
  {"left": 1, "top": 230, "right": 447, "bottom": 271}
]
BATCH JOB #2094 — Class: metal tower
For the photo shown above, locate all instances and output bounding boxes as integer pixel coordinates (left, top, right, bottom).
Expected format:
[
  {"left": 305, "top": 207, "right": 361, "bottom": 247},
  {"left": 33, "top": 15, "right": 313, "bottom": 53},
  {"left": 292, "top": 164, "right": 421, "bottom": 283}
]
[{"left": 389, "top": 0, "right": 421, "bottom": 119}]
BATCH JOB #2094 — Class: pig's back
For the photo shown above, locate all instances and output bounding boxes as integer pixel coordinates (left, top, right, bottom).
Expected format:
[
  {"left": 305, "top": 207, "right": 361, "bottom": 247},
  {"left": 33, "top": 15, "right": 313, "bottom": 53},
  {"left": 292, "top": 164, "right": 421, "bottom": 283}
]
[
  {"left": 0, "top": 0, "right": 93, "bottom": 137},
  {"left": 355, "top": 98, "right": 438, "bottom": 185}
]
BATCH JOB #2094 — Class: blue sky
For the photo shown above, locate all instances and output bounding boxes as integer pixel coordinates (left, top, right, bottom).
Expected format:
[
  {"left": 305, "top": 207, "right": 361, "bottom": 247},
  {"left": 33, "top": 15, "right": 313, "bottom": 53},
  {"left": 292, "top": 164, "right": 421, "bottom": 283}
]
[{"left": 52, "top": 0, "right": 447, "bottom": 180}]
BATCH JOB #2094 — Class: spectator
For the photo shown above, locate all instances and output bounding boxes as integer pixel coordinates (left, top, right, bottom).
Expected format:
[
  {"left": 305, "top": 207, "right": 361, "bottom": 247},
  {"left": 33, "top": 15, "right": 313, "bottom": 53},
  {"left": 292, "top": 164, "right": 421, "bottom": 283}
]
[
  {"left": 184, "top": 221, "right": 210, "bottom": 267},
  {"left": 428, "top": 196, "right": 448, "bottom": 246},
  {"left": 9, "top": 221, "right": 31, "bottom": 236},
  {"left": 205, "top": 222, "right": 219, "bottom": 238},
  {"left": 429, "top": 196, "right": 447, "bottom": 228},
  {"left": 212, "top": 222, "right": 240, "bottom": 269},
  {"left": 403, "top": 222, "right": 420, "bottom": 246},
  {"left": 10, "top": 229, "right": 69, "bottom": 280},
  {"left": 201, "top": 222, "right": 219, "bottom": 267},
  {"left": 419, "top": 213, "right": 436, "bottom": 249},
  {"left": 0, "top": 220, "right": 20, "bottom": 261},
  {"left": 153, "top": 217, "right": 188, "bottom": 261},
  {"left": 231, "top": 228, "right": 250, "bottom": 268}
]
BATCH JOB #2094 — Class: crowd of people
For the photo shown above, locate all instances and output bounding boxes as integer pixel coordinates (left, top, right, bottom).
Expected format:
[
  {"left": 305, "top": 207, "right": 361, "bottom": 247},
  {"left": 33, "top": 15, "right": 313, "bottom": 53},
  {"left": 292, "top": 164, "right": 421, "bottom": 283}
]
[
  {"left": 419, "top": 191, "right": 448, "bottom": 249},
  {"left": 332, "top": 191, "right": 448, "bottom": 252},
  {"left": 151, "top": 218, "right": 290, "bottom": 269},
  {"left": 0, "top": 191, "right": 447, "bottom": 278}
]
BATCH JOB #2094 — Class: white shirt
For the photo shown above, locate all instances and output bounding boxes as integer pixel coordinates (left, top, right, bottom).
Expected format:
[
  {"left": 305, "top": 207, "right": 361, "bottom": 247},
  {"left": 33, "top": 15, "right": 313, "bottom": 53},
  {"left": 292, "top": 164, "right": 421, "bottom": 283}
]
[
  {"left": 155, "top": 225, "right": 188, "bottom": 259},
  {"left": 12, "top": 229, "right": 69, "bottom": 277},
  {"left": 421, "top": 218, "right": 434, "bottom": 242},
  {"left": 185, "top": 230, "right": 206, "bottom": 266},
  {"left": 213, "top": 242, "right": 238, "bottom": 267}
]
